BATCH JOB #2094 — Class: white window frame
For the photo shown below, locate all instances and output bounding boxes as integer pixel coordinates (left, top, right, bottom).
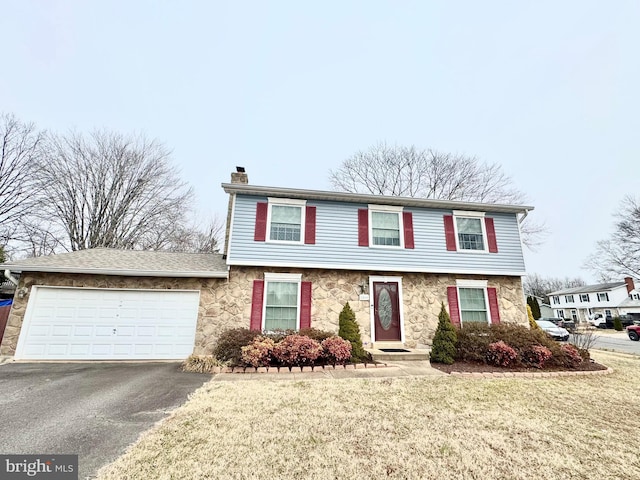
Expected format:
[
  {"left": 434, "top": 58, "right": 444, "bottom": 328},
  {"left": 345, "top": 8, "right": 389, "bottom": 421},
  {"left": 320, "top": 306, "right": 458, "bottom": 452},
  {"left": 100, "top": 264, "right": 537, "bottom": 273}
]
[
  {"left": 556, "top": 310, "right": 565, "bottom": 318},
  {"left": 456, "top": 279, "right": 492, "bottom": 325},
  {"left": 452, "top": 210, "right": 488, "bottom": 253},
  {"left": 266, "top": 198, "right": 306, "bottom": 245},
  {"left": 262, "top": 273, "right": 302, "bottom": 331},
  {"left": 605, "top": 309, "right": 612, "bottom": 317},
  {"left": 565, "top": 295, "right": 574, "bottom": 303},
  {"left": 579, "top": 294, "right": 590, "bottom": 303},
  {"left": 571, "top": 309, "right": 577, "bottom": 321},
  {"left": 597, "top": 292, "right": 609, "bottom": 302},
  {"left": 552, "top": 296, "right": 560, "bottom": 305},
  {"left": 368, "top": 204, "right": 404, "bottom": 249}
]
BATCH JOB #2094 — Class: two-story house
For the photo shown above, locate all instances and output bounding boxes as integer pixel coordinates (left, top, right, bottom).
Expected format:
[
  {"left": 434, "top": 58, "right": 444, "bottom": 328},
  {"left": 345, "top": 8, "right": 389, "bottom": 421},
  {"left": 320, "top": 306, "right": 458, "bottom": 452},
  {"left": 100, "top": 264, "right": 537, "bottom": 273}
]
[
  {"left": 221, "top": 169, "right": 531, "bottom": 349},
  {"left": 548, "top": 277, "right": 640, "bottom": 322},
  {"left": 0, "top": 168, "right": 532, "bottom": 360}
]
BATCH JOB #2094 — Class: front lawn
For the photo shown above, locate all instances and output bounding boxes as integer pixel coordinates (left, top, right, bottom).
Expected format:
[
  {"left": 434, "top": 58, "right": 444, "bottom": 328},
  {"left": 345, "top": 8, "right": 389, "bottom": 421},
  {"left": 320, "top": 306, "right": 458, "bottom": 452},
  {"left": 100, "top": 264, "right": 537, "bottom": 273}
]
[{"left": 97, "top": 351, "right": 640, "bottom": 480}]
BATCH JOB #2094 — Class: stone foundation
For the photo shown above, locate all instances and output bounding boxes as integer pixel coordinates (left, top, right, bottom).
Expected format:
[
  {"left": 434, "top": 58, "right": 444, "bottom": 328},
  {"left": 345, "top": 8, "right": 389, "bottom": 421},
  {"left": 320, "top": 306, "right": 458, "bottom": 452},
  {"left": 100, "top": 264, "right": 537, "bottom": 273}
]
[{"left": 1, "top": 268, "right": 527, "bottom": 357}]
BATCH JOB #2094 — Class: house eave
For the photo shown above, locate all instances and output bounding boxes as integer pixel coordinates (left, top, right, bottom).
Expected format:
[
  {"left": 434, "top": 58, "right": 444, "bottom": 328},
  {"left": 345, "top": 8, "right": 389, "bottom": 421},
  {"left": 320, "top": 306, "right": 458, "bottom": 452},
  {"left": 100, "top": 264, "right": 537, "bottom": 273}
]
[
  {"left": 1, "top": 266, "right": 229, "bottom": 279},
  {"left": 222, "top": 183, "right": 534, "bottom": 215}
]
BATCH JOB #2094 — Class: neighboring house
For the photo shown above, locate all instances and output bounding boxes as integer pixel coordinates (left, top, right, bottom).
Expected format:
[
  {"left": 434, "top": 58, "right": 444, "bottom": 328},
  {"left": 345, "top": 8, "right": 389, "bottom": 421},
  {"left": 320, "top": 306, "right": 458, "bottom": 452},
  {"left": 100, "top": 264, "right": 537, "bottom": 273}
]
[
  {"left": 548, "top": 277, "right": 640, "bottom": 322},
  {"left": 0, "top": 169, "right": 533, "bottom": 361}
]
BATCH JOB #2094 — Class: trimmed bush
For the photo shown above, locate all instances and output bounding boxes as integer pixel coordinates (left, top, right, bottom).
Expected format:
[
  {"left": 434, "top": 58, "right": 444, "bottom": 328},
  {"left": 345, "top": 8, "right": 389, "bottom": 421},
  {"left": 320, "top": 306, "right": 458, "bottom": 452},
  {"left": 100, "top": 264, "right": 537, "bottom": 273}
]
[
  {"left": 338, "top": 303, "right": 367, "bottom": 361},
  {"left": 213, "top": 328, "right": 261, "bottom": 365},
  {"left": 561, "top": 344, "right": 583, "bottom": 368},
  {"left": 298, "top": 328, "right": 336, "bottom": 343},
  {"left": 486, "top": 341, "right": 517, "bottom": 367},
  {"left": 613, "top": 317, "right": 623, "bottom": 331},
  {"left": 321, "top": 336, "right": 352, "bottom": 364},
  {"left": 273, "top": 334, "right": 323, "bottom": 367},
  {"left": 430, "top": 302, "right": 458, "bottom": 364},
  {"left": 521, "top": 345, "right": 553, "bottom": 369},
  {"left": 241, "top": 336, "right": 275, "bottom": 367}
]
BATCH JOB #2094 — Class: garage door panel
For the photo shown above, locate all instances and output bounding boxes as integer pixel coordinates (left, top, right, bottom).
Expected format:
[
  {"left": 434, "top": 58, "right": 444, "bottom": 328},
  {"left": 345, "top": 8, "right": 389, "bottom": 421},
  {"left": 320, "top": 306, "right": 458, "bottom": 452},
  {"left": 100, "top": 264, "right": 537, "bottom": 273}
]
[{"left": 17, "top": 288, "right": 199, "bottom": 360}]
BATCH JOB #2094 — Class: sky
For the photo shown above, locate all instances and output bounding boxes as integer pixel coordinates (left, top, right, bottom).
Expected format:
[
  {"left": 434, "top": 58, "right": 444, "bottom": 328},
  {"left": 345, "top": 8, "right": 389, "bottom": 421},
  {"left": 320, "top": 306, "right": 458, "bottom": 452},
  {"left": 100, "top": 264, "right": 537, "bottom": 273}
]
[{"left": 2, "top": 1, "right": 638, "bottom": 282}]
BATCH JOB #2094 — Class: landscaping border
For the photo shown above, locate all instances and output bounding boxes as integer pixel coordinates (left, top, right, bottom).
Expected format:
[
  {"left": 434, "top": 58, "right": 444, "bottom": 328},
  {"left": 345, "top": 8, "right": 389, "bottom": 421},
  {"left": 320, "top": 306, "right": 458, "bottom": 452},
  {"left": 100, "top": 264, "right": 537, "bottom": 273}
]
[
  {"left": 448, "top": 367, "right": 614, "bottom": 378},
  {"left": 210, "top": 363, "right": 388, "bottom": 374}
]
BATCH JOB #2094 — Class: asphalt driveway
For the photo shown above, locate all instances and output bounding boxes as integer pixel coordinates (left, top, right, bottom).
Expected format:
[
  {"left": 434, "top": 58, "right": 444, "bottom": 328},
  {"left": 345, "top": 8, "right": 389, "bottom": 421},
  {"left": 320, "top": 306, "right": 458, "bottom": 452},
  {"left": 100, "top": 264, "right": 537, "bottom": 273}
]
[{"left": 0, "top": 362, "right": 211, "bottom": 479}]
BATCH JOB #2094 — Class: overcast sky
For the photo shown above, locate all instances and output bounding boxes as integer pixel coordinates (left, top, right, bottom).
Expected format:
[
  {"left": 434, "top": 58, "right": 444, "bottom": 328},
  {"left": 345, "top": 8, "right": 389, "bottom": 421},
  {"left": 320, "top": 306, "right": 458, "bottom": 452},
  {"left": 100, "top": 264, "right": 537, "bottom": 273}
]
[{"left": 2, "top": 1, "right": 638, "bottom": 282}]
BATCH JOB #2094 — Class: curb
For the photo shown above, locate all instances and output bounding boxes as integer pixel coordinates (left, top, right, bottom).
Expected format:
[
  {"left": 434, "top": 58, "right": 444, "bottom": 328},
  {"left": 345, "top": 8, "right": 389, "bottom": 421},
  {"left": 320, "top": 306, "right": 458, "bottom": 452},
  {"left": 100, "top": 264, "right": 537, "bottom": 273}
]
[
  {"left": 449, "top": 367, "right": 614, "bottom": 379},
  {"left": 212, "top": 363, "right": 388, "bottom": 374}
]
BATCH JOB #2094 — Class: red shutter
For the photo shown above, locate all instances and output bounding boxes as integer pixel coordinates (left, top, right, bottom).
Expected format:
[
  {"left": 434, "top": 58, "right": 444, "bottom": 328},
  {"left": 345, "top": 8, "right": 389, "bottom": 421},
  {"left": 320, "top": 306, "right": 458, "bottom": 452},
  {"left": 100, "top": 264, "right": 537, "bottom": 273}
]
[
  {"left": 443, "top": 215, "right": 456, "bottom": 251},
  {"left": 485, "top": 217, "right": 498, "bottom": 253},
  {"left": 447, "top": 286, "right": 461, "bottom": 327},
  {"left": 300, "top": 281, "right": 312, "bottom": 329},
  {"left": 249, "top": 280, "right": 264, "bottom": 331},
  {"left": 403, "top": 211, "right": 414, "bottom": 249},
  {"left": 304, "top": 206, "right": 316, "bottom": 245},
  {"left": 487, "top": 287, "right": 501, "bottom": 324},
  {"left": 254, "top": 202, "right": 268, "bottom": 242},
  {"left": 358, "top": 209, "right": 369, "bottom": 246}
]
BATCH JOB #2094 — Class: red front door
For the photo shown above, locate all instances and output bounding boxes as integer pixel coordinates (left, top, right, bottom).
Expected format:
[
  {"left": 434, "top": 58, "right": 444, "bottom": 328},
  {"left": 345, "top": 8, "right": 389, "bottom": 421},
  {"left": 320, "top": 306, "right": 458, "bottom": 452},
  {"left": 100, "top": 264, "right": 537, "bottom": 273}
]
[{"left": 373, "top": 282, "right": 401, "bottom": 341}]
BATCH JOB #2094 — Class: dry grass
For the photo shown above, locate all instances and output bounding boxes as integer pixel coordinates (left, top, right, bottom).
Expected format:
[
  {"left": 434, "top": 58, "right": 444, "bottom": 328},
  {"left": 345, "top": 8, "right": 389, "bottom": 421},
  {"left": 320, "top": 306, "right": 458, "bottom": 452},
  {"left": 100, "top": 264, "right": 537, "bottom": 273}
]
[{"left": 98, "top": 351, "right": 640, "bottom": 480}]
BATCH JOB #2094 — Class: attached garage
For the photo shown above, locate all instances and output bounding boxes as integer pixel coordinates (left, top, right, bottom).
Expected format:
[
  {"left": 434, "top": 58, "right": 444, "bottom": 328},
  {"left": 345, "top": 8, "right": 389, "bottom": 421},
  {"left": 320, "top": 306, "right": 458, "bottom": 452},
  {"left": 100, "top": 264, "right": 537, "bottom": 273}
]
[
  {"left": 0, "top": 248, "right": 229, "bottom": 360},
  {"left": 16, "top": 287, "right": 200, "bottom": 360}
]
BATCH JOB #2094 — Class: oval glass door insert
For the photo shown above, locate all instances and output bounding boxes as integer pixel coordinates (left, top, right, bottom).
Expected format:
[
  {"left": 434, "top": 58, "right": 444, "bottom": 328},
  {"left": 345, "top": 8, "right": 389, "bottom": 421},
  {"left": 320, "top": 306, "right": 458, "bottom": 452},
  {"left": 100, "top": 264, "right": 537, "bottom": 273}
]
[{"left": 378, "top": 288, "right": 393, "bottom": 330}]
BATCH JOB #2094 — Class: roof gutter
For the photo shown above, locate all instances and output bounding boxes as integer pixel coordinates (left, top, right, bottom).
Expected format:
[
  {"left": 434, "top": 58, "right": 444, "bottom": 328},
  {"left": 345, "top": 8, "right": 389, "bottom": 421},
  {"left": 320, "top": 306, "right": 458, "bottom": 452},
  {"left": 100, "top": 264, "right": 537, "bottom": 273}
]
[
  {"left": 3, "top": 269, "right": 19, "bottom": 286},
  {"left": 222, "top": 183, "right": 535, "bottom": 215},
  {"left": 1, "top": 266, "right": 229, "bottom": 279}
]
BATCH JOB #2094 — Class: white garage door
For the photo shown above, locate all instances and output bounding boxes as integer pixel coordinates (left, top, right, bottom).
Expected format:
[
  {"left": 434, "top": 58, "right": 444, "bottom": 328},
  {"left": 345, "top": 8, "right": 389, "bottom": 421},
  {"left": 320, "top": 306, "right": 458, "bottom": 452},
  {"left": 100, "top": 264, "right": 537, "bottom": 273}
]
[{"left": 15, "top": 287, "right": 200, "bottom": 360}]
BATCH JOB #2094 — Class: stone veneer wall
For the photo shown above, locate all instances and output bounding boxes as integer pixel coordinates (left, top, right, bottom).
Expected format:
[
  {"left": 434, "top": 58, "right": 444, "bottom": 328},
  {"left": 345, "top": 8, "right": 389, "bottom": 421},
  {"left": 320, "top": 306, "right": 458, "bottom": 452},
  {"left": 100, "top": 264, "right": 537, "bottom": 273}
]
[{"left": 1, "top": 268, "right": 527, "bottom": 356}]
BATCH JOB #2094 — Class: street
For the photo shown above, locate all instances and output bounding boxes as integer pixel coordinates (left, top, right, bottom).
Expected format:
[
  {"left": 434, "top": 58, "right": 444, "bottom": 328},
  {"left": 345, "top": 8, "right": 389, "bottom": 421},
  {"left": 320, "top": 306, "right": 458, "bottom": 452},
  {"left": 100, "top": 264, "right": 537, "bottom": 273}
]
[{"left": 585, "top": 331, "right": 640, "bottom": 355}]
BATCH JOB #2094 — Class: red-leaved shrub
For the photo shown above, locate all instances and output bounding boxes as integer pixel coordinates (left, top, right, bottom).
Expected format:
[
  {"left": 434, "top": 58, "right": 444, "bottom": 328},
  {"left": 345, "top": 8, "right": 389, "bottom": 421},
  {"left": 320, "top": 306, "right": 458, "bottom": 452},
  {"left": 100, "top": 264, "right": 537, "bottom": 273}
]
[
  {"left": 486, "top": 341, "right": 517, "bottom": 367},
  {"left": 273, "top": 335, "right": 323, "bottom": 367},
  {"left": 241, "top": 336, "right": 275, "bottom": 367},
  {"left": 521, "top": 345, "right": 553, "bottom": 369},
  {"left": 321, "top": 336, "right": 352, "bottom": 364},
  {"left": 561, "top": 344, "right": 583, "bottom": 368}
]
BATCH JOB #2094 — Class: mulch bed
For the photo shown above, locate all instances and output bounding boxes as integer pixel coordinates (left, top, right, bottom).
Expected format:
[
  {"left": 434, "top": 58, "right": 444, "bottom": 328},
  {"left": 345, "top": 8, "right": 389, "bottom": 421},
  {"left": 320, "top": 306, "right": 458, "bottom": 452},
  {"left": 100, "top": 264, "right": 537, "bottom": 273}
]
[{"left": 431, "top": 360, "right": 608, "bottom": 374}]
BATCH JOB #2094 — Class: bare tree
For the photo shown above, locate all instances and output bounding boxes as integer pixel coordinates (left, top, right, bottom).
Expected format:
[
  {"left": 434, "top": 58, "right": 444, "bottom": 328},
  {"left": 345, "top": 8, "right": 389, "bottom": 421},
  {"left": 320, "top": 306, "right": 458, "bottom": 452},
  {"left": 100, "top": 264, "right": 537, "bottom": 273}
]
[
  {"left": 585, "top": 195, "right": 640, "bottom": 279},
  {"left": 142, "top": 216, "right": 225, "bottom": 253},
  {"left": 523, "top": 273, "right": 587, "bottom": 299},
  {"left": 34, "top": 130, "right": 195, "bottom": 251},
  {"left": 0, "top": 113, "right": 44, "bottom": 242},
  {"left": 329, "top": 143, "right": 546, "bottom": 248}
]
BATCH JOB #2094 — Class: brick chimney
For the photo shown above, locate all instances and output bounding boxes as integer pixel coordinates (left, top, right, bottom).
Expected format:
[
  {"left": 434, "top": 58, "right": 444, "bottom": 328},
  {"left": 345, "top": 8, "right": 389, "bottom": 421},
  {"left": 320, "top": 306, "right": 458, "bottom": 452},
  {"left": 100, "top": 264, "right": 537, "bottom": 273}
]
[
  {"left": 225, "top": 167, "right": 248, "bottom": 256},
  {"left": 625, "top": 276, "right": 636, "bottom": 293}
]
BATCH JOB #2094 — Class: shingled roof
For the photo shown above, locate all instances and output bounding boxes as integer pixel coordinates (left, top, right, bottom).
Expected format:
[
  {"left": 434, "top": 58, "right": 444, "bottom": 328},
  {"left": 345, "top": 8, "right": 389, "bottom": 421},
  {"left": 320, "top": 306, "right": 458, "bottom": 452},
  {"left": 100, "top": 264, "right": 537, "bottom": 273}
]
[
  {"left": 0, "top": 248, "right": 228, "bottom": 278},
  {"left": 548, "top": 282, "right": 626, "bottom": 296}
]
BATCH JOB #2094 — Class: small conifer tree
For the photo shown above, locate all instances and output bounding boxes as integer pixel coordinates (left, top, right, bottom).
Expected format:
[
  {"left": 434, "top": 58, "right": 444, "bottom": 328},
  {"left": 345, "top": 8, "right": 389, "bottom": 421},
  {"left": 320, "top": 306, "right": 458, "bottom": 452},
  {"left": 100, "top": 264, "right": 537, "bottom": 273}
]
[
  {"left": 338, "top": 303, "right": 367, "bottom": 360},
  {"left": 531, "top": 297, "right": 542, "bottom": 319},
  {"left": 430, "top": 302, "right": 457, "bottom": 364},
  {"left": 613, "top": 317, "right": 623, "bottom": 331},
  {"left": 527, "top": 305, "right": 541, "bottom": 331}
]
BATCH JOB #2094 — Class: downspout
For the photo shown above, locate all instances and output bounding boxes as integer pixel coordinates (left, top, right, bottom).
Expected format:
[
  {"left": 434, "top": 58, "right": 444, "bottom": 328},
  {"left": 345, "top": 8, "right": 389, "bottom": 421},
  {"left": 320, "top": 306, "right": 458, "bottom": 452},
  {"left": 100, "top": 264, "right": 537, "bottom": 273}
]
[
  {"left": 518, "top": 208, "right": 530, "bottom": 224},
  {"left": 3, "top": 270, "right": 19, "bottom": 286}
]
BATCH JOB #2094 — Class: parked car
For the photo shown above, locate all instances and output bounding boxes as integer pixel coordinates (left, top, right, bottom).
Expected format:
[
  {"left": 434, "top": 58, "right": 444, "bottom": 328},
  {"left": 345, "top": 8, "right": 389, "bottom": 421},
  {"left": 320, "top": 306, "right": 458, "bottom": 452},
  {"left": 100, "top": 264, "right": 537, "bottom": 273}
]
[
  {"left": 627, "top": 325, "right": 640, "bottom": 341},
  {"left": 541, "top": 317, "right": 576, "bottom": 332},
  {"left": 535, "top": 320, "right": 570, "bottom": 341},
  {"left": 588, "top": 313, "right": 611, "bottom": 329}
]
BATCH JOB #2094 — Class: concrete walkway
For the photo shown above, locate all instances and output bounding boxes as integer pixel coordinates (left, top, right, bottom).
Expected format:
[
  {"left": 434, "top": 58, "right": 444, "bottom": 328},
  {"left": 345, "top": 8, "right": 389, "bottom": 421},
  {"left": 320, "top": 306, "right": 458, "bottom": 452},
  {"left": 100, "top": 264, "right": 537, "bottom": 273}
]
[{"left": 212, "top": 360, "right": 445, "bottom": 382}]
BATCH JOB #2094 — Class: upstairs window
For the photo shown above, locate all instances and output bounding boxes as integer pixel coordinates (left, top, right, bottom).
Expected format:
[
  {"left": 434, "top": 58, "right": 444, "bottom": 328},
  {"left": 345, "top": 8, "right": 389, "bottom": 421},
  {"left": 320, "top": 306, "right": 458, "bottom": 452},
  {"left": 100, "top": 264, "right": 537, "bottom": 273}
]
[
  {"left": 565, "top": 295, "right": 575, "bottom": 303},
  {"left": 270, "top": 205, "right": 302, "bottom": 241},
  {"left": 371, "top": 211, "right": 401, "bottom": 246},
  {"left": 456, "top": 217, "right": 485, "bottom": 251},
  {"left": 552, "top": 296, "right": 560, "bottom": 305},
  {"left": 579, "top": 294, "right": 590, "bottom": 302},
  {"left": 597, "top": 293, "right": 609, "bottom": 302}
]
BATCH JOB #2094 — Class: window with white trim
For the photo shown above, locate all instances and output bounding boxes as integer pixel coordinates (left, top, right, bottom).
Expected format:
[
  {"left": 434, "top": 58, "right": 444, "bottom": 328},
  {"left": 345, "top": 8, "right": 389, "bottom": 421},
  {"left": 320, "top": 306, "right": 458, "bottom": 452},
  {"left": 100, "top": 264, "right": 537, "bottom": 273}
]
[
  {"left": 456, "top": 280, "right": 490, "bottom": 324},
  {"left": 263, "top": 273, "right": 301, "bottom": 330},
  {"left": 605, "top": 309, "right": 612, "bottom": 317},
  {"left": 565, "top": 295, "right": 574, "bottom": 303},
  {"left": 557, "top": 310, "right": 565, "bottom": 318},
  {"left": 552, "top": 296, "right": 560, "bottom": 305},
  {"left": 571, "top": 309, "right": 577, "bottom": 321},
  {"left": 597, "top": 293, "right": 609, "bottom": 302},
  {"left": 267, "top": 198, "right": 306, "bottom": 243},
  {"left": 453, "top": 211, "right": 486, "bottom": 251},
  {"left": 579, "top": 294, "right": 590, "bottom": 302},
  {"left": 369, "top": 205, "right": 404, "bottom": 248}
]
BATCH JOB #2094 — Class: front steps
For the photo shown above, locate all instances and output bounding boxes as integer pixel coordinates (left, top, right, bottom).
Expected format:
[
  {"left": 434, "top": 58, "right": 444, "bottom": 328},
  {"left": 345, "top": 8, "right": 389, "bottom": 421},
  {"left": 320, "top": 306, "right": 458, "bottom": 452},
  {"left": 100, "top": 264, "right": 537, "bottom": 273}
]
[{"left": 367, "top": 343, "right": 431, "bottom": 362}]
